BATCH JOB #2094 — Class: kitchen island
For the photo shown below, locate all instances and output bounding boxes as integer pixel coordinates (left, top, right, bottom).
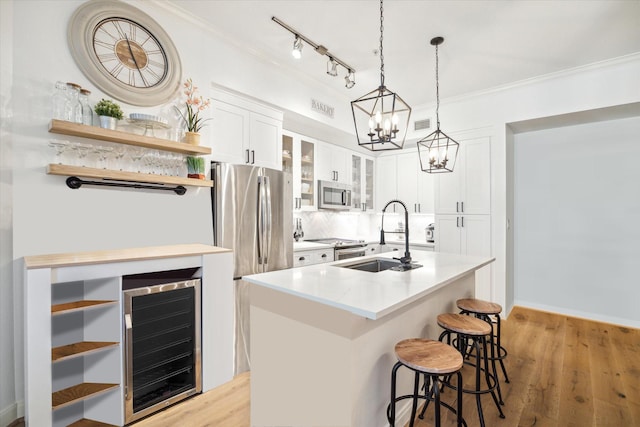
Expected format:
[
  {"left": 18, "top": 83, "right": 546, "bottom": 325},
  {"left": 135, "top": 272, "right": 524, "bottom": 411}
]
[{"left": 243, "top": 249, "right": 494, "bottom": 427}]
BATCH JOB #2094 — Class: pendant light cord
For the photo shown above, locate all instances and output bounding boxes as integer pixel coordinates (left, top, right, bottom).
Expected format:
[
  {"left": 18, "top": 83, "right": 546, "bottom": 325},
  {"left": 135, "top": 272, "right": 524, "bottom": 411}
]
[
  {"left": 379, "top": 0, "right": 385, "bottom": 88},
  {"left": 435, "top": 41, "right": 440, "bottom": 129}
]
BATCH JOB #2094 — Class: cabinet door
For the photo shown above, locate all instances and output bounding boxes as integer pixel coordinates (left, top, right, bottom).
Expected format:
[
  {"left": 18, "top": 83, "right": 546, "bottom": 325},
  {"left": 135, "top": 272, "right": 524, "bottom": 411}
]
[
  {"left": 434, "top": 166, "right": 461, "bottom": 214},
  {"left": 315, "top": 143, "right": 333, "bottom": 181},
  {"left": 460, "top": 214, "right": 492, "bottom": 300},
  {"left": 332, "top": 147, "right": 349, "bottom": 184},
  {"left": 299, "top": 139, "right": 316, "bottom": 210},
  {"left": 375, "top": 155, "right": 397, "bottom": 211},
  {"left": 461, "top": 138, "right": 491, "bottom": 215},
  {"left": 250, "top": 113, "right": 282, "bottom": 170},
  {"left": 351, "top": 154, "right": 362, "bottom": 210},
  {"left": 417, "top": 171, "right": 435, "bottom": 214},
  {"left": 435, "top": 215, "right": 461, "bottom": 255},
  {"left": 364, "top": 157, "right": 375, "bottom": 211},
  {"left": 396, "top": 153, "right": 419, "bottom": 213},
  {"left": 210, "top": 100, "right": 250, "bottom": 164}
]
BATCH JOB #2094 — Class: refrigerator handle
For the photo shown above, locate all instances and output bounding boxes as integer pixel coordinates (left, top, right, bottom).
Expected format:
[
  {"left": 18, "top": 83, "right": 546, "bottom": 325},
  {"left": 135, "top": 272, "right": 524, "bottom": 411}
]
[
  {"left": 264, "top": 175, "right": 272, "bottom": 264},
  {"left": 257, "top": 176, "right": 265, "bottom": 264}
]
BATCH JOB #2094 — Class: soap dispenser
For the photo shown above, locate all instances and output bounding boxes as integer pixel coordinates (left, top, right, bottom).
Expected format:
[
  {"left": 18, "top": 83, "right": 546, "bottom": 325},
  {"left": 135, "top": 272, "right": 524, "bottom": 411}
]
[{"left": 293, "top": 218, "right": 304, "bottom": 242}]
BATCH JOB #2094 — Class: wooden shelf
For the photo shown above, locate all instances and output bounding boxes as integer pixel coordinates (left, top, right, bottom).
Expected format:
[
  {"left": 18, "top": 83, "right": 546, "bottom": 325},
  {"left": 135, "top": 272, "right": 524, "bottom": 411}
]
[
  {"left": 68, "top": 419, "right": 118, "bottom": 427},
  {"left": 49, "top": 119, "right": 211, "bottom": 155},
  {"left": 47, "top": 164, "right": 213, "bottom": 188},
  {"left": 51, "top": 300, "right": 117, "bottom": 315},
  {"left": 52, "top": 341, "right": 118, "bottom": 363},
  {"left": 52, "top": 383, "right": 119, "bottom": 410}
]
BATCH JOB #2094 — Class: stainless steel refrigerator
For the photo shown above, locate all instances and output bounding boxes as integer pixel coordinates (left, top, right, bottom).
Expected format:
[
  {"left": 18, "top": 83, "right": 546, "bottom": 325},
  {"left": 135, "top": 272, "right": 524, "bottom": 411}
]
[{"left": 211, "top": 162, "right": 292, "bottom": 374}]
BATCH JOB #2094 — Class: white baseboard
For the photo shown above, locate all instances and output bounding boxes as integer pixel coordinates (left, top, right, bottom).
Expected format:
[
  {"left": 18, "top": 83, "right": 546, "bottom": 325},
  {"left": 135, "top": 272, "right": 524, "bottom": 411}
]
[
  {"left": 513, "top": 300, "right": 640, "bottom": 329},
  {"left": 1, "top": 401, "right": 19, "bottom": 427}
]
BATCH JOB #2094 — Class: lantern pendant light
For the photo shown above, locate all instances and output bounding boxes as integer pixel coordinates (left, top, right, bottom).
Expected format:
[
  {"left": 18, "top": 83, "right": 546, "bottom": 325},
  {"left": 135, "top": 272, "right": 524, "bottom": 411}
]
[
  {"left": 417, "top": 37, "right": 459, "bottom": 173},
  {"left": 351, "top": 0, "right": 411, "bottom": 151}
]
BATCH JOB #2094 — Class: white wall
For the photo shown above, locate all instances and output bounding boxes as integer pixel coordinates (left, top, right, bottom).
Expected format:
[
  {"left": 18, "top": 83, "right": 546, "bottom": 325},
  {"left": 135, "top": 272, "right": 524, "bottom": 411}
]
[{"left": 513, "top": 117, "right": 640, "bottom": 327}]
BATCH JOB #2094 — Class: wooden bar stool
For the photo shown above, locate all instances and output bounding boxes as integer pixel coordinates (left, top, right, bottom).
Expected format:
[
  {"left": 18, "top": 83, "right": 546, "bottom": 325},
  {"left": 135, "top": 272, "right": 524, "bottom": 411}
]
[
  {"left": 457, "top": 298, "right": 509, "bottom": 405},
  {"left": 435, "top": 313, "right": 505, "bottom": 427},
  {"left": 387, "top": 338, "right": 466, "bottom": 427}
]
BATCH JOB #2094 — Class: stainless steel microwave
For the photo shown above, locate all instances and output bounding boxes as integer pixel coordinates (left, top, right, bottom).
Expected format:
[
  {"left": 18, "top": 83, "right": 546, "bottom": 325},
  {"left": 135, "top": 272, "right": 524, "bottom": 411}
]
[{"left": 318, "top": 180, "right": 352, "bottom": 210}]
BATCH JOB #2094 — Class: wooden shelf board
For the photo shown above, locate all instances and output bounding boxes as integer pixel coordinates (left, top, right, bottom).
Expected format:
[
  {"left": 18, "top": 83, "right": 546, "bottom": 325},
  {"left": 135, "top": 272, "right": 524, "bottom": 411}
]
[
  {"left": 301, "top": 178, "right": 314, "bottom": 182},
  {"left": 52, "top": 341, "right": 118, "bottom": 362},
  {"left": 52, "top": 383, "right": 119, "bottom": 410},
  {"left": 51, "top": 300, "right": 117, "bottom": 315},
  {"left": 68, "top": 418, "right": 118, "bottom": 427},
  {"left": 47, "top": 164, "right": 213, "bottom": 188},
  {"left": 49, "top": 119, "right": 210, "bottom": 155}
]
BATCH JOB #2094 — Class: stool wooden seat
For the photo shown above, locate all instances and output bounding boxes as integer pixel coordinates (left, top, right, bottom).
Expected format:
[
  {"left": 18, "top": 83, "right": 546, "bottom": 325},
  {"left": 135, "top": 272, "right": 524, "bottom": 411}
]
[
  {"left": 457, "top": 298, "right": 510, "bottom": 389},
  {"left": 436, "top": 313, "right": 505, "bottom": 427},
  {"left": 388, "top": 338, "right": 466, "bottom": 427},
  {"left": 396, "top": 338, "right": 463, "bottom": 374},
  {"left": 437, "top": 313, "right": 492, "bottom": 336},
  {"left": 457, "top": 298, "right": 502, "bottom": 315}
]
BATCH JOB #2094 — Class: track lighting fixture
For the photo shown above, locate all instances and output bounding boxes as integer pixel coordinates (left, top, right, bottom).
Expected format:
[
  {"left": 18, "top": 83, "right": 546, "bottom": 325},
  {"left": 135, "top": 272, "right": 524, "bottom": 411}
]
[
  {"left": 327, "top": 58, "right": 338, "bottom": 76},
  {"left": 345, "top": 70, "right": 356, "bottom": 89},
  {"left": 292, "top": 36, "right": 303, "bottom": 59},
  {"left": 417, "top": 37, "right": 460, "bottom": 173},
  {"left": 351, "top": 0, "right": 411, "bottom": 151},
  {"left": 272, "top": 16, "right": 356, "bottom": 88}
]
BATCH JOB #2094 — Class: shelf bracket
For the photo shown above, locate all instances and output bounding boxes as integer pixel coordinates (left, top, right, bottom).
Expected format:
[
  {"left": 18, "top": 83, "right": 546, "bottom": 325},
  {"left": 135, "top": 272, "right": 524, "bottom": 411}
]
[{"left": 66, "top": 177, "right": 187, "bottom": 195}]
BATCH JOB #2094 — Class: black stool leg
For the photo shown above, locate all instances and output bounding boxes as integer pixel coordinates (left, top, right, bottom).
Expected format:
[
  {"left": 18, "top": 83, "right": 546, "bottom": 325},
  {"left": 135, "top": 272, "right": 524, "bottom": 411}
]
[
  {"left": 409, "top": 371, "right": 421, "bottom": 427},
  {"left": 472, "top": 337, "right": 487, "bottom": 427},
  {"left": 388, "top": 361, "right": 402, "bottom": 426},
  {"left": 495, "top": 314, "right": 510, "bottom": 383},
  {"left": 481, "top": 336, "right": 505, "bottom": 419},
  {"left": 455, "top": 371, "right": 464, "bottom": 427}
]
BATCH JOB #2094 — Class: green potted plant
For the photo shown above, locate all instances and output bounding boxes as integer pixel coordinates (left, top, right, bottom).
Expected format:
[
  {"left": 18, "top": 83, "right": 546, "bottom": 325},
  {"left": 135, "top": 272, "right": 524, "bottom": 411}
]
[
  {"left": 186, "top": 156, "right": 205, "bottom": 179},
  {"left": 94, "top": 98, "right": 124, "bottom": 130}
]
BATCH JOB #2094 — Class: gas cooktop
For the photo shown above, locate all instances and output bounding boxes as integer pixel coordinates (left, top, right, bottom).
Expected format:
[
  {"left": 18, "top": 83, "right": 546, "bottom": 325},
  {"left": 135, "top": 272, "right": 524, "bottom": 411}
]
[{"left": 305, "top": 238, "right": 366, "bottom": 248}]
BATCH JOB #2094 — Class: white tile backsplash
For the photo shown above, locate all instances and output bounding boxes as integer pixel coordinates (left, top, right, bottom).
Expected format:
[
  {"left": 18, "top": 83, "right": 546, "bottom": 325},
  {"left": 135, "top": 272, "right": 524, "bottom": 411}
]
[{"left": 294, "top": 211, "right": 435, "bottom": 243}]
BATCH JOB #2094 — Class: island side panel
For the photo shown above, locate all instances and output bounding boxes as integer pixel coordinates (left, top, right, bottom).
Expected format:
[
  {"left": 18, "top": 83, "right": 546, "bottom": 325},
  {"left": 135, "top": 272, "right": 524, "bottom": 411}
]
[{"left": 249, "top": 273, "right": 474, "bottom": 427}]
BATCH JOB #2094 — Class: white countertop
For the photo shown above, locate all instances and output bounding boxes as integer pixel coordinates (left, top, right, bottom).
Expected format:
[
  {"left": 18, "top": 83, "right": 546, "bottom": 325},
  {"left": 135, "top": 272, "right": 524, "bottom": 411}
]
[
  {"left": 293, "top": 241, "right": 334, "bottom": 251},
  {"left": 243, "top": 250, "right": 494, "bottom": 320}
]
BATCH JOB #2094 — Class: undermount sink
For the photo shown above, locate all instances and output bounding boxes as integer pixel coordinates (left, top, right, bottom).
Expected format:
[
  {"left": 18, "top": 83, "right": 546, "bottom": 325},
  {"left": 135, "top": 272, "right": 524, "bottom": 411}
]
[{"left": 338, "top": 258, "right": 422, "bottom": 273}]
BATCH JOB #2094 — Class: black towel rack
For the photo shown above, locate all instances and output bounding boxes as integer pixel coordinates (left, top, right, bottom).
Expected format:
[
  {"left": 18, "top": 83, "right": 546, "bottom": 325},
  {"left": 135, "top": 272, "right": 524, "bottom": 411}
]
[{"left": 66, "top": 176, "right": 187, "bottom": 195}]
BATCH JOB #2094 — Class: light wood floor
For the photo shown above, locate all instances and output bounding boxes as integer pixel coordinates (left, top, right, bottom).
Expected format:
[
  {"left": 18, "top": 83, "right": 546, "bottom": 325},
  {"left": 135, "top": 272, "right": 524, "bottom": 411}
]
[{"left": 133, "top": 305, "right": 639, "bottom": 427}]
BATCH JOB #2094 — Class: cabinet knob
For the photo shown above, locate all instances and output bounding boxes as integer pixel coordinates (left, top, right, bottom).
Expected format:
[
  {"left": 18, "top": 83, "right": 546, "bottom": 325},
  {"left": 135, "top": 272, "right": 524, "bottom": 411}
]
[
  {"left": 299, "top": 256, "right": 306, "bottom": 261},
  {"left": 321, "top": 254, "right": 327, "bottom": 258}
]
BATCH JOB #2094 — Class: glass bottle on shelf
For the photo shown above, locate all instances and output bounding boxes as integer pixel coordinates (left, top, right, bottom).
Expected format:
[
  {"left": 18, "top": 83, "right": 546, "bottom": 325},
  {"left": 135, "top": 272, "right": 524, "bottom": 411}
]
[
  {"left": 51, "top": 81, "right": 67, "bottom": 120},
  {"left": 65, "top": 82, "right": 82, "bottom": 124},
  {"left": 79, "top": 88, "right": 93, "bottom": 126}
]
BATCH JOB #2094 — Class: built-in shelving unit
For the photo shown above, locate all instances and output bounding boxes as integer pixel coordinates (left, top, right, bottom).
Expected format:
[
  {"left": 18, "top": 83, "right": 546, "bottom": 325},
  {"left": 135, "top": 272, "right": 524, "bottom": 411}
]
[
  {"left": 47, "top": 120, "right": 213, "bottom": 193},
  {"left": 48, "top": 120, "right": 211, "bottom": 155}
]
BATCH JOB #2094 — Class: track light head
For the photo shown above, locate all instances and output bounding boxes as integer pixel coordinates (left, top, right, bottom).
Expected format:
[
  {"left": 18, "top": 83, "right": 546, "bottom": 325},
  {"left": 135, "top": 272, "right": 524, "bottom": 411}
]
[
  {"left": 292, "top": 36, "right": 303, "bottom": 59},
  {"left": 345, "top": 70, "right": 356, "bottom": 89},
  {"left": 327, "top": 58, "right": 338, "bottom": 76}
]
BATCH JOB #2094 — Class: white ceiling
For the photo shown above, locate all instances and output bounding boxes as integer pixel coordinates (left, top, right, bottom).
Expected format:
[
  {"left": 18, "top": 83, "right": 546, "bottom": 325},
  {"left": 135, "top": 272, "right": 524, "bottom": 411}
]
[{"left": 167, "top": 0, "right": 640, "bottom": 109}]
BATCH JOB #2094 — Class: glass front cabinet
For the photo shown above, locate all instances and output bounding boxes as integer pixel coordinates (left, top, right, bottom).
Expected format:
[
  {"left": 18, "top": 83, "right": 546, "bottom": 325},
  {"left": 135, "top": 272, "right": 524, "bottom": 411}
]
[
  {"left": 282, "top": 131, "right": 316, "bottom": 211},
  {"left": 351, "top": 154, "right": 374, "bottom": 211}
]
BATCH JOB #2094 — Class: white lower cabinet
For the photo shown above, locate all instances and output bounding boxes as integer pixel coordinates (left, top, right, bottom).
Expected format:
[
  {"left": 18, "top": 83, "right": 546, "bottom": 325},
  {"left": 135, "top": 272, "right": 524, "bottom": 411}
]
[
  {"left": 294, "top": 248, "right": 334, "bottom": 267},
  {"left": 435, "top": 214, "right": 491, "bottom": 300},
  {"left": 384, "top": 242, "right": 435, "bottom": 253}
]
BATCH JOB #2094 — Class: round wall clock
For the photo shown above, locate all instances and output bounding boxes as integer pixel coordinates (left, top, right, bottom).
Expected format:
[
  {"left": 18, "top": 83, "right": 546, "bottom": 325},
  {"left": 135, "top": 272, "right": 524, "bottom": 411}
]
[{"left": 68, "top": 0, "right": 182, "bottom": 107}]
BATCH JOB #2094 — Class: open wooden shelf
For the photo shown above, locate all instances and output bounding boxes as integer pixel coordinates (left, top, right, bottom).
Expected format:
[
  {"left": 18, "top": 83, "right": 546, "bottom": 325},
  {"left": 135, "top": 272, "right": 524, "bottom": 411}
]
[
  {"left": 51, "top": 300, "right": 117, "bottom": 315},
  {"left": 52, "top": 341, "right": 118, "bottom": 362},
  {"left": 68, "top": 419, "right": 118, "bottom": 427},
  {"left": 52, "top": 383, "right": 119, "bottom": 410},
  {"left": 47, "top": 164, "right": 213, "bottom": 188},
  {"left": 49, "top": 119, "right": 211, "bottom": 155}
]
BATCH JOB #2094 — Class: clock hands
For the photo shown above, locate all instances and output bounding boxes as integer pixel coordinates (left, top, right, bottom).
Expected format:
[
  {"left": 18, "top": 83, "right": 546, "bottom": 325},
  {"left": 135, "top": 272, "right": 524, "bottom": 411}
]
[{"left": 124, "top": 34, "right": 149, "bottom": 87}]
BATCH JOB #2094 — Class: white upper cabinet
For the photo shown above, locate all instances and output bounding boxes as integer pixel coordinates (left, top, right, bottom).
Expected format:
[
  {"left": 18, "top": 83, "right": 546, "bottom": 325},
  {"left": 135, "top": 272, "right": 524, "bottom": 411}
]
[
  {"left": 434, "top": 137, "right": 491, "bottom": 215},
  {"left": 376, "top": 150, "right": 434, "bottom": 214},
  {"left": 316, "top": 143, "right": 349, "bottom": 184},
  {"left": 210, "top": 86, "right": 283, "bottom": 170},
  {"left": 282, "top": 131, "right": 317, "bottom": 211}
]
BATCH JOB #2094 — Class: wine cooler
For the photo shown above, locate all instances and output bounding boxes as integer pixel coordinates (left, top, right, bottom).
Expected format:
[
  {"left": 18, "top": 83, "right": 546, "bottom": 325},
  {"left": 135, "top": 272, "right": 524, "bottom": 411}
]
[{"left": 123, "top": 268, "right": 202, "bottom": 424}]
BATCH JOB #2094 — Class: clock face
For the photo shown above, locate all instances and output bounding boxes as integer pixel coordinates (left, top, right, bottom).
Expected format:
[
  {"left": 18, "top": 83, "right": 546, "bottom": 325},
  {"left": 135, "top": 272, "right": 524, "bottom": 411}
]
[
  {"left": 68, "top": 0, "right": 182, "bottom": 107},
  {"left": 93, "top": 18, "right": 168, "bottom": 89}
]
